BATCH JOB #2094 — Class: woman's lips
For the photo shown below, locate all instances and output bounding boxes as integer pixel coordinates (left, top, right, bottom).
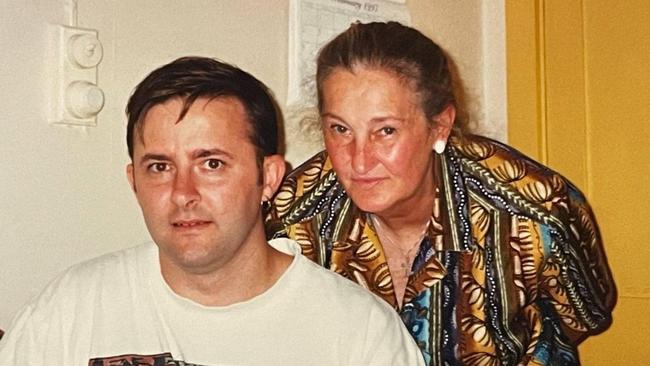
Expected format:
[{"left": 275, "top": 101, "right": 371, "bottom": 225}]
[{"left": 350, "top": 176, "right": 386, "bottom": 188}]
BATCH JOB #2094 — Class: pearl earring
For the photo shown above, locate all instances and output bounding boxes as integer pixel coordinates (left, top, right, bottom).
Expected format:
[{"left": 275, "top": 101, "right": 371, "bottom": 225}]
[{"left": 433, "top": 140, "right": 446, "bottom": 154}]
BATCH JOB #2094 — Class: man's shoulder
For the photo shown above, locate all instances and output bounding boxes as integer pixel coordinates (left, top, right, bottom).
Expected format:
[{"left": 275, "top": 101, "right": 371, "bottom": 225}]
[
  {"left": 64, "top": 243, "right": 153, "bottom": 279},
  {"left": 4, "top": 243, "right": 154, "bottom": 334},
  {"left": 36, "top": 243, "right": 154, "bottom": 303},
  {"left": 288, "top": 243, "right": 396, "bottom": 316},
  {"left": 279, "top": 239, "right": 423, "bottom": 365}
]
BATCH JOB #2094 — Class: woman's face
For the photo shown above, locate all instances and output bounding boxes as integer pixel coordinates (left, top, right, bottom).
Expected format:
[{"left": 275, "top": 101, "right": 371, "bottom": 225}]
[{"left": 320, "top": 66, "right": 451, "bottom": 217}]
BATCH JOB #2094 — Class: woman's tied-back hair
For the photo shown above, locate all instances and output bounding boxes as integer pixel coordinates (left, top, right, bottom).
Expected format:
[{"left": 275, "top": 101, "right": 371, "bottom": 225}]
[
  {"left": 126, "top": 56, "right": 279, "bottom": 165},
  {"left": 316, "top": 21, "right": 465, "bottom": 134}
]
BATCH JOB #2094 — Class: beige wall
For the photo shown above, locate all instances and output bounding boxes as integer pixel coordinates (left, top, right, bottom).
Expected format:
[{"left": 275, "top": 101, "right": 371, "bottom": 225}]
[{"left": 0, "top": 0, "right": 504, "bottom": 328}]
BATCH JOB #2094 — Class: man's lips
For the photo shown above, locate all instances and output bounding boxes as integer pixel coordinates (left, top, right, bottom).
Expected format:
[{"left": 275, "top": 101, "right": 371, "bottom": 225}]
[{"left": 172, "top": 220, "right": 212, "bottom": 228}]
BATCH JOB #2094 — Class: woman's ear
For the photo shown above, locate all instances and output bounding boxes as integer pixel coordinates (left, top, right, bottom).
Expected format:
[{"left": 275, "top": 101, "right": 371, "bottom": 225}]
[
  {"left": 432, "top": 104, "right": 456, "bottom": 154},
  {"left": 260, "top": 155, "right": 286, "bottom": 202}
]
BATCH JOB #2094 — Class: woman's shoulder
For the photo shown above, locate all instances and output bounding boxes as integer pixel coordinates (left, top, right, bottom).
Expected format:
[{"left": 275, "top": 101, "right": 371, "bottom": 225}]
[
  {"left": 271, "top": 150, "right": 342, "bottom": 217},
  {"left": 451, "top": 134, "right": 553, "bottom": 172},
  {"left": 285, "top": 150, "right": 331, "bottom": 180},
  {"left": 449, "top": 134, "right": 588, "bottom": 216},
  {"left": 451, "top": 133, "right": 572, "bottom": 184}
]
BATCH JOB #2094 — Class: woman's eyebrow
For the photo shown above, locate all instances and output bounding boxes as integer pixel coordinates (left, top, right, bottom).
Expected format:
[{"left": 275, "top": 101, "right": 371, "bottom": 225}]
[{"left": 320, "top": 112, "right": 344, "bottom": 121}]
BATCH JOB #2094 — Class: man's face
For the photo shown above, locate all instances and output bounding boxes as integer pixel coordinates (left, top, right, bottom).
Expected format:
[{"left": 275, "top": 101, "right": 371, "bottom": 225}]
[{"left": 127, "top": 96, "right": 281, "bottom": 275}]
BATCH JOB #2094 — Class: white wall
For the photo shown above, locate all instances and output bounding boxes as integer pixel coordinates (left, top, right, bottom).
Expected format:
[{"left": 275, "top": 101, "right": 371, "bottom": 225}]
[
  {"left": 0, "top": 1, "right": 148, "bottom": 328},
  {"left": 419, "top": 0, "right": 507, "bottom": 140},
  {"left": 0, "top": 0, "right": 504, "bottom": 328}
]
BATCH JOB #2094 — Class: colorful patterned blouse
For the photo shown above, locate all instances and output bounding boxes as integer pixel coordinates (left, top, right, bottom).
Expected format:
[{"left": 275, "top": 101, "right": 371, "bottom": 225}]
[{"left": 266, "top": 134, "right": 615, "bottom": 366}]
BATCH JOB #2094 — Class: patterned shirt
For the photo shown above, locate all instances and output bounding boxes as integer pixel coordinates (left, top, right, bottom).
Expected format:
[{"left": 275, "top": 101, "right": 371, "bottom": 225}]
[{"left": 266, "top": 134, "right": 615, "bottom": 366}]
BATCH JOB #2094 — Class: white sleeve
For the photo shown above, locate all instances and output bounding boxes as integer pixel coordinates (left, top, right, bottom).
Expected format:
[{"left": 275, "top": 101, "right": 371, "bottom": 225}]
[
  {"left": 0, "top": 275, "right": 71, "bottom": 365},
  {"left": 359, "top": 302, "right": 426, "bottom": 366},
  {"left": 0, "top": 304, "right": 50, "bottom": 364}
]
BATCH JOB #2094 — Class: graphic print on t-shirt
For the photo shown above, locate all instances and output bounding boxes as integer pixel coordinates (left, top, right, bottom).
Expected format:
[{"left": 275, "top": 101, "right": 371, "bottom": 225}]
[{"left": 88, "top": 352, "right": 209, "bottom": 366}]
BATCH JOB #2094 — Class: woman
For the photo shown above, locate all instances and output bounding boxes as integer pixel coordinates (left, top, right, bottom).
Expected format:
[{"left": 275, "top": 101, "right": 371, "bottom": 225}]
[{"left": 267, "top": 22, "right": 615, "bottom": 365}]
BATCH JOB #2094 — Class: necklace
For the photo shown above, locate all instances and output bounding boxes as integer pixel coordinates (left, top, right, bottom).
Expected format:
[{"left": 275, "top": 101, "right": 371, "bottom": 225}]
[{"left": 369, "top": 214, "right": 430, "bottom": 276}]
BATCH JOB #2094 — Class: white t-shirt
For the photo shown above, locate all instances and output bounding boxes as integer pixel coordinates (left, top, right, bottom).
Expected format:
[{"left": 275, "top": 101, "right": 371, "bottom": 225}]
[{"left": 0, "top": 238, "right": 424, "bottom": 365}]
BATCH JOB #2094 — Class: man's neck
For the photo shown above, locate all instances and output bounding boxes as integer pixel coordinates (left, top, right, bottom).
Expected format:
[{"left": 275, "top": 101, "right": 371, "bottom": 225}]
[{"left": 159, "top": 229, "right": 292, "bottom": 307}]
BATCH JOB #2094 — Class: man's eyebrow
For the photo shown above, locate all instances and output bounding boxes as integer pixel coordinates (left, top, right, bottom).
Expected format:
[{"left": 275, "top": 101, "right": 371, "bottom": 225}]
[
  {"left": 139, "top": 153, "right": 170, "bottom": 165},
  {"left": 193, "top": 148, "right": 234, "bottom": 160}
]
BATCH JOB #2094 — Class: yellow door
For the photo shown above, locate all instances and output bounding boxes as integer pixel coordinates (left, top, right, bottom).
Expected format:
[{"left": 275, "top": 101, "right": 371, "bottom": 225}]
[{"left": 507, "top": 1, "right": 650, "bottom": 364}]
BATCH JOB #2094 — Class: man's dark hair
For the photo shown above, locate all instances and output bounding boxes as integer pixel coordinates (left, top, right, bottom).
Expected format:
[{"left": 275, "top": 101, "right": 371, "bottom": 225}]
[{"left": 126, "top": 56, "right": 279, "bottom": 163}]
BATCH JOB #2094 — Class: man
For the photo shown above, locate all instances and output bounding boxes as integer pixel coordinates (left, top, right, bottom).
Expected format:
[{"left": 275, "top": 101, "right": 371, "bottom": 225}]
[{"left": 0, "top": 57, "right": 424, "bottom": 365}]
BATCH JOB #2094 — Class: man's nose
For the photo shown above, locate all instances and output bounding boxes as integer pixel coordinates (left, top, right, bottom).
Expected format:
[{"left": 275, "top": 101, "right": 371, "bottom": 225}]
[{"left": 171, "top": 170, "right": 200, "bottom": 208}]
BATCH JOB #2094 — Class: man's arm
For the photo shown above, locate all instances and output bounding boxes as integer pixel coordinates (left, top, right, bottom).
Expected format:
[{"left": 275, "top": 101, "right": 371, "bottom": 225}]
[{"left": 0, "top": 303, "right": 51, "bottom": 364}]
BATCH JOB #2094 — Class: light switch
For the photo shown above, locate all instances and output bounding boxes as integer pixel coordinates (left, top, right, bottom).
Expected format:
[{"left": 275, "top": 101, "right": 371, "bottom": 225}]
[
  {"left": 68, "top": 33, "right": 103, "bottom": 69},
  {"left": 49, "top": 25, "right": 105, "bottom": 126}
]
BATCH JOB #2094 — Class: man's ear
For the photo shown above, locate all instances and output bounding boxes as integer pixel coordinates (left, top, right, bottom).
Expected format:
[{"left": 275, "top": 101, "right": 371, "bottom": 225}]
[
  {"left": 260, "top": 155, "right": 286, "bottom": 202},
  {"left": 126, "top": 163, "right": 137, "bottom": 193},
  {"left": 431, "top": 104, "right": 456, "bottom": 154}
]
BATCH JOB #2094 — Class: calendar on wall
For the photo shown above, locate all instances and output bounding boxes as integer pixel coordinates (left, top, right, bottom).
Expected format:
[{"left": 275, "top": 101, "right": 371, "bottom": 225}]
[{"left": 288, "top": 0, "right": 410, "bottom": 106}]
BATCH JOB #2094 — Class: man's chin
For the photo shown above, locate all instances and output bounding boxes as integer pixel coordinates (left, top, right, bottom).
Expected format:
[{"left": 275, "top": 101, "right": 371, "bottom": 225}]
[{"left": 158, "top": 242, "right": 219, "bottom": 270}]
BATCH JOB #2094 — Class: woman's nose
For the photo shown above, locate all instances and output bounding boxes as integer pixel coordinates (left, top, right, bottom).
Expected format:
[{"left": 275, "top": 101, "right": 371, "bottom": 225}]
[{"left": 350, "top": 140, "right": 376, "bottom": 175}]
